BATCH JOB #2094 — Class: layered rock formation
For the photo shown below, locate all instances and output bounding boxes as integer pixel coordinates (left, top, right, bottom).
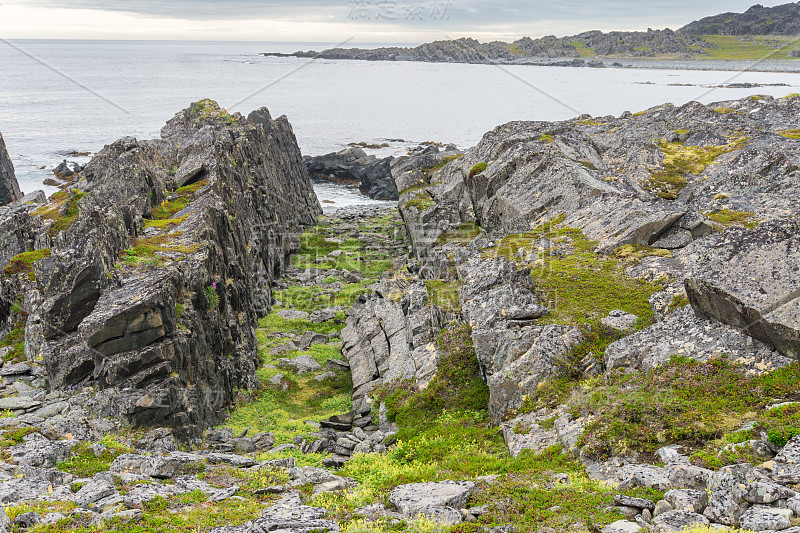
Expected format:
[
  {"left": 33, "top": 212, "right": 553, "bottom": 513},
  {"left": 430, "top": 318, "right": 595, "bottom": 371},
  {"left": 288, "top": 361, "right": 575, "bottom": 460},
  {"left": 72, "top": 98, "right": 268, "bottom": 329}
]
[
  {"left": 340, "top": 95, "right": 800, "bottom": 427},
  {"left": 680, "top": 2, "right": 800, "bottom": 36},
  {"left": 0, "top": 133, "right": 22, "bottom": 206},
  {"left": 0, "top": 100, "right": 321, "bottom": 438}
]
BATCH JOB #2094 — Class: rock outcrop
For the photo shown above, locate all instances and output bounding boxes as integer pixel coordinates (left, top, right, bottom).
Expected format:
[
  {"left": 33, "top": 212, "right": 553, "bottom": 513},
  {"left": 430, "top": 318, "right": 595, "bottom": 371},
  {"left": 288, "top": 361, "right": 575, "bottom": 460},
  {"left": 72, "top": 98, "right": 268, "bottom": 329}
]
[
  {"left": 0, "top": 100, "right": 321, "bottom": 438},
  {"left": 681, "top": 2, "right": 800, "bottom": 36},
  {"left": 0, "top": 133, "right": 22, "bottom": 206},
  {"left": 305, "top": 147, "right": 398, "bottom": 200}
]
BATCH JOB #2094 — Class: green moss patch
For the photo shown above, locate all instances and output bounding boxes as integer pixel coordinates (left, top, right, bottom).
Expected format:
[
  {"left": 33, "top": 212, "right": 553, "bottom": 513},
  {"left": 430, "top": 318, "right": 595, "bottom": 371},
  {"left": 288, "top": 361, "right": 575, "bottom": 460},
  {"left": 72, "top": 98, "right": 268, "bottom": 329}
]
[
  {"left": 4, "top": 249, "right": 51, "bottom": 277},
  {"left": 34, "top": 190, "right": 87, "bottom": 234},
  {"left": 489, "top": 220, "right": 662, "bottom": 329},
  {"left": 424, "top": 280, "right": 462, "bottom": 314},
  {"left": 644, "top": 138, "right": 748, "bottom": 200},
  {"left": 705, "top": 209, "right": 760, "bottom": 229},
  {"left": 468, "top": 162, "right": 487, "bottom": 179},
  {"left": 436, "top": 222, "right": 481, "bottom": 247},
  {"left": 573, "top": 357, "right": 800, "bottom": 460},
  {"left": 120, "top": 232, "right": 199, "bottom": 267},
  {"left": 56, "top": 436, "right": 132, "bottom": 477}
]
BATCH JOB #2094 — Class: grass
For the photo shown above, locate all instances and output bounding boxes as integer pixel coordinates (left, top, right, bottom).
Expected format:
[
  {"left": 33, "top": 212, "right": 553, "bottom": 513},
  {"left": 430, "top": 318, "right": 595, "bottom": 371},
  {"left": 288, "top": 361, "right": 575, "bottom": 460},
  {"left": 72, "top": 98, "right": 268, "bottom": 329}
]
[
  {"left": 701, "top": 34, "right": 800, "bottom": 60},
  {"left": 403, "top": 194, "right": 436, "bottom": 212},
  {"left": 189, "top": 99, "right": 239, "bottom": 126},
  {"left": 644, "top": 137, "right": 749, "bottom": 200},
  {"left": 0, "top": 427, "right": 39, "bottom": 447},
  {"left": 612, "top": 244, "right": 672, "bottom": 264},
  {"left": 777, "top": 129, "right": 800, "bottom": 139},
  {"left": 424, "top": 280, "right": 461, "bottom": 314},
  {"left": 569, "top": 40, "right": 596, "bottom": 57},
  {"left": 572, "top": 357, "right": 800, "bottom": 461},
  {"left": 421, "top": 154, "right": 463, "bottom": 179},
  {"left": 705, "top": 209, "right": 760, "bottom": 229},
  {"left": 56, "top": 436, "right": 132, "bottom": 477},
  {"left": 0, "top": 318, "right": 26, "bottom": 364},
  {"left": 149, "top": 179, "right": 207, "bottom": 222},
  {"left": 468, "top": 162, "right": 487, "bottom": 179},
  {"left": 4, "top": 249, "right": 50, "bottom": 277},
  {"left": 435, "top": 222, "right": 481, "bottom": 247},
  {"left": 34, "top": 190, "right": 87, "bottom": 234},
  {"left": 311, "top": 325, "right": 664, "bottom": 531},
  {"left": 487, "top": 218, "right": 663, "bottom": 329},
  {"left": 120, "top": 232, "right": 199, "bottom": 268}
]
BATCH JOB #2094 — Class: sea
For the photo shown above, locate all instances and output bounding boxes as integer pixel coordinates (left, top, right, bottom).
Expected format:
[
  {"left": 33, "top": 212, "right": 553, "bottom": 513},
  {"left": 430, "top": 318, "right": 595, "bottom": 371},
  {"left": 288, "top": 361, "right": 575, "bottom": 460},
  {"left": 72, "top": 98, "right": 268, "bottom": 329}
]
[{"left": 2, "top": 40, "right": 799, "bottom": 211}]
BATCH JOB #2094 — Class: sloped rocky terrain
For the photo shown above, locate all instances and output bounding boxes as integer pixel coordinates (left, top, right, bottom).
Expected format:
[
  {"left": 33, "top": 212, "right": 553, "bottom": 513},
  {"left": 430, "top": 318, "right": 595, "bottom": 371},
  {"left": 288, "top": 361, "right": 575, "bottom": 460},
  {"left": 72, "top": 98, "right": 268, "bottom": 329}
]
[
  {"left": 0, "top": 93, "right": 800, "bottom": 533},
  {"left": 680, "top": 2, "right": 800, "bottom": 36}
]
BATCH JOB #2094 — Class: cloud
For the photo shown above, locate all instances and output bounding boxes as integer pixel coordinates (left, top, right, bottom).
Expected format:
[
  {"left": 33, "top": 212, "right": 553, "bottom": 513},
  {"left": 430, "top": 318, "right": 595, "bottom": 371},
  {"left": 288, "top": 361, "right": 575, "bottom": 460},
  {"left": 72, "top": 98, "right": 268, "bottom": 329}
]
[{"left": 1, "top": 0, "right": 793, "bottom": 41}]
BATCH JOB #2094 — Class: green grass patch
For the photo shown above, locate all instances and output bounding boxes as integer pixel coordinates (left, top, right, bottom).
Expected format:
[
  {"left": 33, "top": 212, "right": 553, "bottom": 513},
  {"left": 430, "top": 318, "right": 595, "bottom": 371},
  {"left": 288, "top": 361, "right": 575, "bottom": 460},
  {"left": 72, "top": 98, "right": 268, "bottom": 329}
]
[
  {"left": 56, "top": 436, "right": 132, "bottom": 477},
  {"left": 574, "top": 357, "right": 800, "bottom": 460},
  {"left": 777, "top": 129, "right": 800, "bottom": 139},
  {"left": 120, "top": 232, "right": 199, "bottom": 267},
  {"left": 0, "top": 427, "right": 39, "bottom": 448},
  {"left": 488, "top": 220, "right": 663, "bottom": 329},
  {"left": 644, "top": 137, "right": 748, "bottom": 200},
  {"left": 4, "top": 249, "right": 50, "bottom": 277},
  {"left": 34, "top": 190, "right": 87, "bottom": 234},
  {"left": 701, "top": 34, "right": 800, "bottom": 60},
  {"left": 424, "top": 280, "right": 461, "bottom": 314},
  {"left": 435, "top": 222, "right": 481, "bottom": 247},
  {"left": 705, "top": 209, "right": 760, "bottom": 229},
  {"left": 0, "top": 320, "right": 26, "bottom": 364},
  {"left": 569, "top": 40, "right": 596, "bottom": 57},
  {"left": 612, "top": 244, "right": 672, "bottom": 264},
  {"left": 468, "top": 162, "right": 487, "bottom": 179},
  {"left": 189, "top": 99, "right": 239, "bottom": 126}
]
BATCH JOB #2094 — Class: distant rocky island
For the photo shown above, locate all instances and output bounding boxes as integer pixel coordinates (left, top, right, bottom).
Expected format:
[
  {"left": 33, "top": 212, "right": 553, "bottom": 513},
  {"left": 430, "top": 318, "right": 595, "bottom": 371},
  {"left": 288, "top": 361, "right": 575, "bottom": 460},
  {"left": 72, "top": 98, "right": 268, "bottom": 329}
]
[{"left": 265, "top": 2, "right": 800, "bottom": 69}]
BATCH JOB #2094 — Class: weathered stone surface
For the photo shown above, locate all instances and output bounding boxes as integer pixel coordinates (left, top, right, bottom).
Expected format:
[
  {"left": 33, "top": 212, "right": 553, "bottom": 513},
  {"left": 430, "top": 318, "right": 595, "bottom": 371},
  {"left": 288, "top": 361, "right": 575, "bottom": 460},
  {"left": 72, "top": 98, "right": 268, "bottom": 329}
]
[
  {"left": 684, "top": 219, "right": 800, "bottom": 359},
  {"left": 601, "top": 310, "right": 638, "bottom": 334},
  {"left": 651, "top": 509, "right": 709, "bottom": 532},
  {"left": 602, "top": 520, "right": 642, "bottom": 533},
  {"left": 744, "top": 480, "right": 796, "bottom": 504},
  {"left": 664, "top": 489, "right": 708, "bottom": 514},
  {"left": 614, "top": 494, "right": 656, "bottom": 511},
  {"left": 738, "top": 505, "right": 792, "bottom": 532},
  {"left": 605, "top": 306, "right": 792, "bottom": 373},
  {"left": 14, "top": 101, "right": 321, "bottom": 438},
  {"left": 8, "top": 434, "right": 74, "bottom": 468},
  {"left": 0, "top": 133, "right": 22, "bottom": 206},
  {"left": 388, "top": 481, "right": 474, "bottom": 519},
  {"left": 775, "top": 434, "right": 800, "bottom": 464},
  {"left": 208, "top": 493, "right": 339, "bottom": 533},
  {"left": 665, "top": 463, "right": 713, "bottom": 490},
  {"left": 277, "top": 355, "right": 322, "bottom": 374},
  {"left": 0, "top": 396, "right": 41, "bottom": 411},
  {"left": 618, "top": 464, "right": 672, "bottom": 490}
]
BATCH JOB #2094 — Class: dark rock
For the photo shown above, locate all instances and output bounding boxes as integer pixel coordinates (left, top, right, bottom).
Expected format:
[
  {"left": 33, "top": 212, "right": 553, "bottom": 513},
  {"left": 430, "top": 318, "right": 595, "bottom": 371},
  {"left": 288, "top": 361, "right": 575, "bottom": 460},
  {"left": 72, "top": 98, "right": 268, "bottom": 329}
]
[
  {"left": 11, "top": 100, "right": 321, "bottom": 438},
  {"left": 305, "top": 147, "right": 398, "bottom": 201},
  {"left": 0, "top": 133, "right": 22, "bottom": 206}
]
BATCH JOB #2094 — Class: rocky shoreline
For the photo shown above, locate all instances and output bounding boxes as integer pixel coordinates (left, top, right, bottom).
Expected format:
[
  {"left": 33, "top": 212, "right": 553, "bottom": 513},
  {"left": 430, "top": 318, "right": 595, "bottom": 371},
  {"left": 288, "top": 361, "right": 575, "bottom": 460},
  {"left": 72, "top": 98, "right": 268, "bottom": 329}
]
[{"left": 0, "top": 93, "right": 798, "bottom": 532}]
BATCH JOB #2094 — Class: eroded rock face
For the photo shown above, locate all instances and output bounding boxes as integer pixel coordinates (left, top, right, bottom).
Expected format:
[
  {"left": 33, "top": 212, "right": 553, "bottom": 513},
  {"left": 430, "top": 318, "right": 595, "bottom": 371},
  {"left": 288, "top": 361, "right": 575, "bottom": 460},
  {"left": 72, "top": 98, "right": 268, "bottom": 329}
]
[
  {"left": 0, "top": 133, "right": 22, "bottom": 206},
  {"left": 305, "top": 147, "right": 398, "bottom": 200},
  {"left": 0, "top": 101, "right": 320, "bottom": 438},
  {"left": 684, "top": 219, "right": 800, "bottom": 359}
]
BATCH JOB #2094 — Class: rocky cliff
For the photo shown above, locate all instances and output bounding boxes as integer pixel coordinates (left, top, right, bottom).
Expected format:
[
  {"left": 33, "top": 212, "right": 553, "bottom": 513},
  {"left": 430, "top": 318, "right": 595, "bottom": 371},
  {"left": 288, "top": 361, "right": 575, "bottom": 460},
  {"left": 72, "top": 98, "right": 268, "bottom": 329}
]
[
  {"left": 341, "top": 94, "right": 800, "bottom": 426},
  {"left": 0, "top": 100, "right": 321, "bottom": 439},
  {"left": 681, "top": 2, "right": 800, "bottom": 36},
  {"left": 304, "top": 147, "right": 398, "bottom": 200},
  {"left": 0, "top": 133, "right": 22, "bottom": 206}
]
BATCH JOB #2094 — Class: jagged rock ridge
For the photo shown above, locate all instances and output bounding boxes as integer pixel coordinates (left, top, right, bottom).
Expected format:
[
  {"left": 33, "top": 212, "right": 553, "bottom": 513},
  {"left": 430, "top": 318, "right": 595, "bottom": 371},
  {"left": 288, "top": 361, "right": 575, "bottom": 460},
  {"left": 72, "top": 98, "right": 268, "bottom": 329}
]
[{"left": 0, "top": 100, "right": 321, "bottom": 438}]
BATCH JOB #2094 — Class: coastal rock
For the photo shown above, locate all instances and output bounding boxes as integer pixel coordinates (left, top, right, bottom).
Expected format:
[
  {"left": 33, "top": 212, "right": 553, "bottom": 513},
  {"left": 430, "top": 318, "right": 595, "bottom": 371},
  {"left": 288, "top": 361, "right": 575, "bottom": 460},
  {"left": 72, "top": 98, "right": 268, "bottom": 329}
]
[
  {"left": 0, "top": 133, "right": 22, "bottom": 206},
  {"left": 2, "top": 100, "right": 321, "bottom": 438},
  {"left": 684, "top": 219, "right": 800, "bottom": 359},
  {"left": 604, "top": 306, "right": 793, "bottom": 373},
  {"left": 305, "top": 147, "right": 398, "bottom": 201}
]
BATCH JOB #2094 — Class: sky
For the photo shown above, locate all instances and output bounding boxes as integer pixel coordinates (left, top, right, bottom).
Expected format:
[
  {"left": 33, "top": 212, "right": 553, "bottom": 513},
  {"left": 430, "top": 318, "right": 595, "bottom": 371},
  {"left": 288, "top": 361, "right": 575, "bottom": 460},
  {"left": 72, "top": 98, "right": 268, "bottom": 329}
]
[{"left": 0, "top": 0, "right": 792, "bottom": 42}]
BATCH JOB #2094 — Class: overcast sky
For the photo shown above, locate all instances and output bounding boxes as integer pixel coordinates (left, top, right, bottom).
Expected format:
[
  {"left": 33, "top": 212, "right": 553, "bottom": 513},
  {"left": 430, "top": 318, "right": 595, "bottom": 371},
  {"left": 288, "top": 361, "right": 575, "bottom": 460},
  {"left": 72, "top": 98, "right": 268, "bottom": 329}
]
[{"left": 0, "top": 0, "right": 790, "bottom": 42}]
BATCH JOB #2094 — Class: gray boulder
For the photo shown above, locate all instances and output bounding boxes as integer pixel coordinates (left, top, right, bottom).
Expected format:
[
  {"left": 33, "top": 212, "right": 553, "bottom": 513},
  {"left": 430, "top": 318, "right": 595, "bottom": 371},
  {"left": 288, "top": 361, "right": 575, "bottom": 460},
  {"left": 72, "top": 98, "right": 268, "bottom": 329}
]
[
  {"left": 388, "top": 481, "right": 474, "bottom": 521},
  {"left": 738, "top": 505, "right": 792, "bottom": 532},
  {"left": 684, "top": 219, "right": 800, "bottom": 359},
  {"left": 651, "top": 509, "right": 709, "bottom": 532}
]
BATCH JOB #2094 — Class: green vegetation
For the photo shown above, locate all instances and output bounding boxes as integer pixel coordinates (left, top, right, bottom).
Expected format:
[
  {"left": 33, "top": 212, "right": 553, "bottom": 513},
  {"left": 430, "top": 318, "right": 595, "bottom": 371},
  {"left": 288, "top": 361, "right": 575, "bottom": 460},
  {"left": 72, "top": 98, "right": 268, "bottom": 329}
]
[
  {"left": 4, "top": 248, "right": 50, "bottom": 277},
  {"left": 705, "top": 209, "right": 760, "bottom": 229},
  {"left": 149, "top": 179, "right": 206, "bottom": 222},
  {"left": 701, "top": 34, "right": 800, "bottom": 60},
  {"left": 713, "top": 107, "right": 739, "bottom": 115},
  {"left": 572, "top": 357, "right": 800, "bottom": 460},
  {"left": 0, "top": 427, "right": 39, "bottom": 447},
  {"left": 0, "top": 320, "right": 26, "bottom": 364},
  {"left": 56, "top": 436, "right": 132, "bottom": 477},
  {"left": 421, "top": 154, "right": 463, "bottom": 179},
  {"left": 612, "top": 244, "right": 672, "bottom": 264},
  {"left": 468, "top": 162, "right": 487, "bottom": 179},
  {"left": 666, "top": 293, "right": 690, "bottom": 315},
  {"left": 189, "top": 99, "right": 239, "bottom": 126},
  {"left": 488, "top": 218, "right": 663, "bottom": 329},
  {"left": 34, "top": 190, "right": 87, "bottom": 234},
  {"left": 539, "top": 133, "right": 555, "bottom": 143},
  {"left": 644, "top": 137, "right": 748, "bottom": 200},
  {"left": 424, "top": 280, "right": 461, "bottom": 313},
  {"left": 777, "top": 129, "right": 800, "bottom": 139},
  {"left": 403, "top": 193, "right": 436, "bottom": 212},
  {"left": 119, "top": 232, "right": 199, "bottom": 268},
  {"left": 569, "top": 40, "right": 596, "bottom": 57},
  {"left": 205, "top": 284, "right": 220, "bottom": 311},
  {"left": 435, "top": 222, "right": 481, "bottom": 246}
]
